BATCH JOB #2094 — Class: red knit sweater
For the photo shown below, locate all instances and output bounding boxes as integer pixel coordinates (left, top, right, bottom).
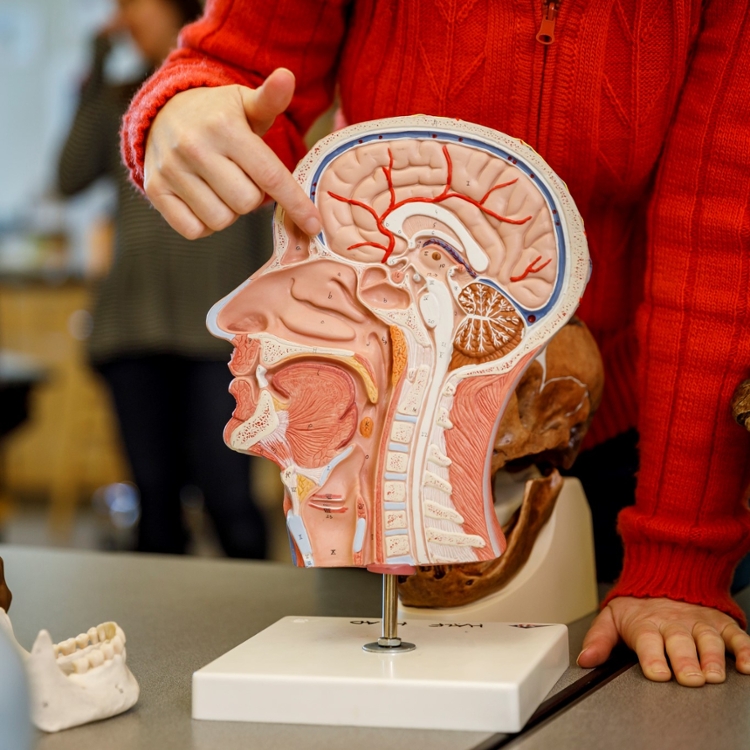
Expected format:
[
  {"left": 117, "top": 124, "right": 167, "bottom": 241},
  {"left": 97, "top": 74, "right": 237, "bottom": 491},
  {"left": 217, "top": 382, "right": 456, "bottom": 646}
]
[{"left": 122, "top": 0, "right": 750, "bottom": 623}]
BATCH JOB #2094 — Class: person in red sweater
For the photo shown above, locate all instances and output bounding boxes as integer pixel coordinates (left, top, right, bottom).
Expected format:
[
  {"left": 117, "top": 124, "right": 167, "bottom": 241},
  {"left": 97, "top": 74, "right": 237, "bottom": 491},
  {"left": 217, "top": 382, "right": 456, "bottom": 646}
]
[{"left": 121, "top": 0, "right": 750, "bottom": 686}]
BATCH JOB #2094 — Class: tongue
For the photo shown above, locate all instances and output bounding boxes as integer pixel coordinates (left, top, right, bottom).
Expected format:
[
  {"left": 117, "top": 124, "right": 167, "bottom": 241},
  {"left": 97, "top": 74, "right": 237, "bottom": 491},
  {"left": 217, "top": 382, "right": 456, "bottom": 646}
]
[{"left": 273, "top": 362, "right": 358, "bottom": 467}]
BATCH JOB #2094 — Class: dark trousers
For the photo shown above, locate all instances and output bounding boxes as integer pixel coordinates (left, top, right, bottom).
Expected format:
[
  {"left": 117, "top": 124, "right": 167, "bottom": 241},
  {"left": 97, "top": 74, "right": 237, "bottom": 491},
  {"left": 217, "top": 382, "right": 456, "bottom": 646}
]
[
  {"left": 98, "top": 355, "right": 267, "bottom": 558},
  {"left": 565, "top": 430, "right": 639, "bottom": 583}
]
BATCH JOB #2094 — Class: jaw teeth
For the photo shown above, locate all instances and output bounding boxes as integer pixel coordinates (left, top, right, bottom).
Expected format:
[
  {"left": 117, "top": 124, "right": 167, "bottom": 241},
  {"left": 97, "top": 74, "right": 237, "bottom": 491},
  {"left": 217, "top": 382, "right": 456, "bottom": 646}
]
[
  {"left": 97, "top": 623, "right": 115, "bottom": 642},
  {"left": 73, "top": 657, "right": 89, "bottom": 674},
  {"left": 53, "top": 622, "right": 127, "bottom": 674},
  {"left": 22, "top": 619, "right": 139, "bottom": 732}
]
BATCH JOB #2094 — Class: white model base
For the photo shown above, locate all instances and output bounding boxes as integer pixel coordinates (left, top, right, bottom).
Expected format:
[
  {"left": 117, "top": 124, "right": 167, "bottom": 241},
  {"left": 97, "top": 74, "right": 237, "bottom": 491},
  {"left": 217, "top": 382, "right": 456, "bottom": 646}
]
[
  {"left": 401, "top": 477, "right": 598, "bottom": 625},
  {"left": 192, "top": 616, "right": 568, "bottom": 732}
]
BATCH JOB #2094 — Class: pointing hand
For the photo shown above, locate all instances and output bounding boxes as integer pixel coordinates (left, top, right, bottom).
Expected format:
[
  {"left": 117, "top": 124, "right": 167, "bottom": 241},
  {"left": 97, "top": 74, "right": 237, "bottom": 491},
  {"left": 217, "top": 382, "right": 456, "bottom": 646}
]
[{"left": 144, "top": 68, "right": 322, "bottom": 240}]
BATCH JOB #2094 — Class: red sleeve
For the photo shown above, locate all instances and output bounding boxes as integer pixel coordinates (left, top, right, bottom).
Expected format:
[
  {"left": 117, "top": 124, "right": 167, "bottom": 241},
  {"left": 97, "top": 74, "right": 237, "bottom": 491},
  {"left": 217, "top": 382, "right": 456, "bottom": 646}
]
[
  {"left": 605, "top": 0, "right": 750, "bottom": 624},
  {"left": 121, "top": 0, "right": 351, "bottom": 189}
]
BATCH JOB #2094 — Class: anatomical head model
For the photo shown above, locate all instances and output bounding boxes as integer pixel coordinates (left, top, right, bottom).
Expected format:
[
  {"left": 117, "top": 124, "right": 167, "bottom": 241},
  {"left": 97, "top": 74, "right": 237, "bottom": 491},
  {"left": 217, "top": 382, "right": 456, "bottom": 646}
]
[{"left": 208, "top": 116, "right": 589, "bottom": 572}]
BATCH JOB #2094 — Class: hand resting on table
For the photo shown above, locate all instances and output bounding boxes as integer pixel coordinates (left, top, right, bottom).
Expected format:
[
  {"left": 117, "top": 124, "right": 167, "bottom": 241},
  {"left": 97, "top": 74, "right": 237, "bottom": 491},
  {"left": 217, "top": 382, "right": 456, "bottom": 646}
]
[{"left": 579, "top": 596, "right": 750, "bottom": 687}]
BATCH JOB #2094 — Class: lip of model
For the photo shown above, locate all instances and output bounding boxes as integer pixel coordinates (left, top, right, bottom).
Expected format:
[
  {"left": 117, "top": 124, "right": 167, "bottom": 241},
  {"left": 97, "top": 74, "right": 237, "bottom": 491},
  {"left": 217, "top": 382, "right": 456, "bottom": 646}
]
[
  {"left": 228, "top": 376, "right": 263, "bottom": 419},
  {"left": 224, "top": 376, "right": 259, "bottom": 444}
]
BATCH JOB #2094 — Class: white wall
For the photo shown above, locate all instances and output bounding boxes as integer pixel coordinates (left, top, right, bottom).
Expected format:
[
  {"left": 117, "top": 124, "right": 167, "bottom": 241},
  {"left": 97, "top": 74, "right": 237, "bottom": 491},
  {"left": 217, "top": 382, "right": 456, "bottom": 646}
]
[{"left": 0, "top": 0, "right": 115, "bottom": 224}]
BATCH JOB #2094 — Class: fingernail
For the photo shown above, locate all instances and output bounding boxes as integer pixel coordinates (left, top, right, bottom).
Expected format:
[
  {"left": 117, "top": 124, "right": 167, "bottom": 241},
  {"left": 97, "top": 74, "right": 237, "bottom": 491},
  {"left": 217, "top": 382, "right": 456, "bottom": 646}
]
[
  {"left": 304, "top": 218, "right": 321, "bottom": 236},
  {"left": 576, "top": 649, "right": 589, "bottom": 667}
]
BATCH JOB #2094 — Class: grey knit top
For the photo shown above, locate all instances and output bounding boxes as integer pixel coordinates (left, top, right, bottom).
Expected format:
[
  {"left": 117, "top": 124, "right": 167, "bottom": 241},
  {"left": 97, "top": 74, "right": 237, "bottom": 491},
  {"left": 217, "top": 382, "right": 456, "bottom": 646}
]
[{"left": 58, "top": 37, "right": 271, "bottom": 365}]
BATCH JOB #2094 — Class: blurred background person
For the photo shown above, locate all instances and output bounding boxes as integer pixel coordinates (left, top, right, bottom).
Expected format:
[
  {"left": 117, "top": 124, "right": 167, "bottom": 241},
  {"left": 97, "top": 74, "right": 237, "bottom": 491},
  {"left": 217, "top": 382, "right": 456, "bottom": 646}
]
[{"left": 57, "top": 0, "right": 269, "bottom": 558}]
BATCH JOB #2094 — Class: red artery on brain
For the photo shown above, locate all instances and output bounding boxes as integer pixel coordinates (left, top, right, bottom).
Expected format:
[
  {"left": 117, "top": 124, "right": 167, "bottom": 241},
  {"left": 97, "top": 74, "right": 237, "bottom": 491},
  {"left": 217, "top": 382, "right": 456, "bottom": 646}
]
[
  {"left": 327, "top": 146, "right": 533, "bottom": 263},
  {"left": 272, "top": 363, "right": 358, "bottom": 467},
  {"left": 509, "top": 255, "right": 552, "bottom": 283}
]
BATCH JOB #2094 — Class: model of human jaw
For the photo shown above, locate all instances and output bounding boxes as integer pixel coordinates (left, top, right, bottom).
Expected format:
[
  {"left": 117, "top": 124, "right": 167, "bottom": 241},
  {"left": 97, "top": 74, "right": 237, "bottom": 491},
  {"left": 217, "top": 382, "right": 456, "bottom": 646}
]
[
  {"left": 208, "top": 115, "right": 589, "bottom": 571},
  {"left": 0, "top": 558, "right": 138, "bottom": 733},
  {"left": 0, "top": 612, "right": 138, "bottom": 732}
]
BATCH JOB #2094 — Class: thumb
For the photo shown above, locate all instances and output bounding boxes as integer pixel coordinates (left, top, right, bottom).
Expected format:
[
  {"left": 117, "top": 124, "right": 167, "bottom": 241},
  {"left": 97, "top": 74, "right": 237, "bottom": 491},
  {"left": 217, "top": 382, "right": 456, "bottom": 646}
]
[
  {"left": 577, "top": 606, "right": 620, "bottom": 668},
  {"left": 241, "top": 68, "right": 296, "bottom": 136}
]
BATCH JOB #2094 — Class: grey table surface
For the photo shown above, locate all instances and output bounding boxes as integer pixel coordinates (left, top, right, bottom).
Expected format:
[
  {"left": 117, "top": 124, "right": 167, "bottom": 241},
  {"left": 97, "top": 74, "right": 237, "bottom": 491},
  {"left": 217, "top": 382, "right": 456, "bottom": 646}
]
[{"left": 0, "top": 544, "right": 748, "bottom": 750}]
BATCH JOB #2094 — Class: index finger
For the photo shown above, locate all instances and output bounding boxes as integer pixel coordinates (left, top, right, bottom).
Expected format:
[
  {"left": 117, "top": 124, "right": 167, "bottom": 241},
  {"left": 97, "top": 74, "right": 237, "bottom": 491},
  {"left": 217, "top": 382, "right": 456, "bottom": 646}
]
[
  {"left": 230, "top": 131, "right": 321, "bottom": 236},
  {"left": 578, "top": 606, "right": 619, "bottom": 668}
]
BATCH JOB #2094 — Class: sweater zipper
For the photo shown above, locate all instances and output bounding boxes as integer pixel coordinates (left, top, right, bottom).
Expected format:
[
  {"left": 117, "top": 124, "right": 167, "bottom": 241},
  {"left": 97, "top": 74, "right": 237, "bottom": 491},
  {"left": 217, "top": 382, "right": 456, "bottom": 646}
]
[
  {"left": 536, "top": 0, "right": 560, "bottom": 45},
  {"left": 533, "top": 1, "right": 560, "bottom": 148}
]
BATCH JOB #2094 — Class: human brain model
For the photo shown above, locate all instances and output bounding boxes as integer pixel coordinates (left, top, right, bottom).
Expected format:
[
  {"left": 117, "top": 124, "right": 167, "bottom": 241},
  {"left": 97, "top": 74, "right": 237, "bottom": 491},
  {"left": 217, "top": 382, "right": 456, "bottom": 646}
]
[
  {"left": 319, "top": 138, "right": 557, "bottom": 312},
  {"left": 208, "top": 116, "right": 589, "bottom": 572}
]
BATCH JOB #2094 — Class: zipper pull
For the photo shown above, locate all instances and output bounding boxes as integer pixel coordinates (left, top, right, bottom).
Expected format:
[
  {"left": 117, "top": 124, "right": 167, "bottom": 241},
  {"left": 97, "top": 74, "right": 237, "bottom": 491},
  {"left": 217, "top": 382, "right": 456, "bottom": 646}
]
[{"left": 536, "top": 1, "right": 559, "bottom": 45}]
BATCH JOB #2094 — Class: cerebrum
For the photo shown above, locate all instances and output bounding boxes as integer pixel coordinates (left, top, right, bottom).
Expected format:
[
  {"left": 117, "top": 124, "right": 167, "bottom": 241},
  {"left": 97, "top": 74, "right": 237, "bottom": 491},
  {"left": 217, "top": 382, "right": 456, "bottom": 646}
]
[{"left": 317, "top": 138, "right": 558, "bottom": 311}]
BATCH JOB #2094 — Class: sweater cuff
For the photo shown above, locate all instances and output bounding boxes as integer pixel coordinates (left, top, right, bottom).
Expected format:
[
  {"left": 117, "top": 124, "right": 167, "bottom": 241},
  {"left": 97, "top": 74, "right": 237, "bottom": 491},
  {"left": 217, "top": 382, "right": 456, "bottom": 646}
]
[
  {"left": 120, "top": 54, "right": 250, "bottom": 191},
  {"left": 604, "top": 515, "right": 750, "bottom": 627}
]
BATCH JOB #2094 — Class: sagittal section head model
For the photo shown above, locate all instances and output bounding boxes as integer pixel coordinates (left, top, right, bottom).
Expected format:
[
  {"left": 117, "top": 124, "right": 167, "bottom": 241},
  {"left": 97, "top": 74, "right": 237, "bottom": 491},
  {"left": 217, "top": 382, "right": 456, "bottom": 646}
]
[{"left": 208, "top": 116, "right": 590, "bottom": 571}]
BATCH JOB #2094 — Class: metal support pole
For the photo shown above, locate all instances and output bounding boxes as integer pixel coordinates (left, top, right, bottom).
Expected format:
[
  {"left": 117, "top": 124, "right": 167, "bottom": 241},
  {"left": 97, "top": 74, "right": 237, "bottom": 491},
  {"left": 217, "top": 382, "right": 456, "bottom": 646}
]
[
  {"left": 379, "top": 574, "right": 400, "bottom": 647},
  {"left": 363, "top": 574, "right": 416, "bottom": 653}
]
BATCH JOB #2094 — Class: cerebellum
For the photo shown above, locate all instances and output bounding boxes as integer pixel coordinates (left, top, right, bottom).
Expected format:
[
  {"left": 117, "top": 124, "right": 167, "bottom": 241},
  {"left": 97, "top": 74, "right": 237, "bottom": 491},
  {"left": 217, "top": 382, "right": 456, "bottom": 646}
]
[{"left": 451, "top": 283, "right": 524, "bottom": 370}]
